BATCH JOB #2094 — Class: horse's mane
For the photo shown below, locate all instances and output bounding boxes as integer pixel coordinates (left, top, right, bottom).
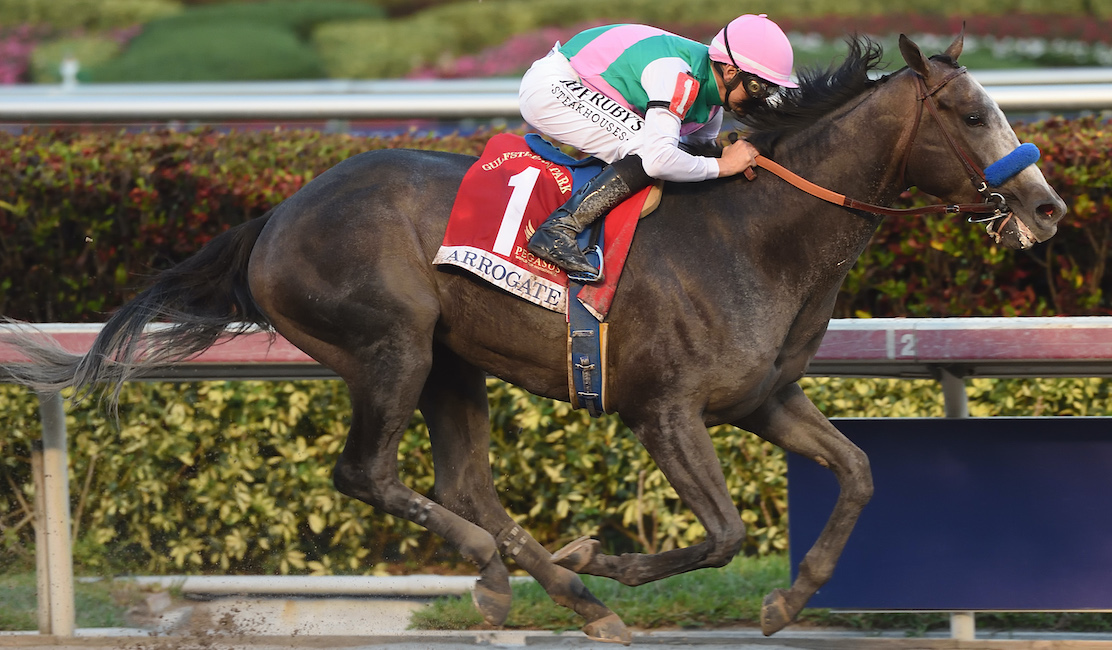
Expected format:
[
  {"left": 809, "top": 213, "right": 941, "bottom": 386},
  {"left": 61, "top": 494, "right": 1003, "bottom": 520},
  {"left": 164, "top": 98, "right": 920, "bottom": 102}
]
[{"left": 741, "top": 35, "right": 887, "bottom": 156}]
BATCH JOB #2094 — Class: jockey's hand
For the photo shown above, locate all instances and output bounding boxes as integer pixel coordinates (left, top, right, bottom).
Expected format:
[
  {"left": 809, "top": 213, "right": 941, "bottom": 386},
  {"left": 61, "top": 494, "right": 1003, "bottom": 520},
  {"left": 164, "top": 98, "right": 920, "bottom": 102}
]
[{"left": 718, "top": 139, "right": 759, "bottom": 178}]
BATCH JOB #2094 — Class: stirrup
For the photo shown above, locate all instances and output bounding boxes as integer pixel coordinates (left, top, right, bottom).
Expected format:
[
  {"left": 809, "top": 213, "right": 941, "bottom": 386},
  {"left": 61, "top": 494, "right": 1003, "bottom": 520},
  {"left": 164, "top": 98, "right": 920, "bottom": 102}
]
[{"left": 566, "top": 244, "right": 603, "bottom": 283}]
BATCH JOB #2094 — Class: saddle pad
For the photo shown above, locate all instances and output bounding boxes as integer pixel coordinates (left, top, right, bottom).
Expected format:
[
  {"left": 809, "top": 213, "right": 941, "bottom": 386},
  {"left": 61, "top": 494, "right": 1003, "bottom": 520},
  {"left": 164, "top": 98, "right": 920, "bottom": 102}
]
[{"left": 433, "top": 132, "right": 651, "bottom": 318}]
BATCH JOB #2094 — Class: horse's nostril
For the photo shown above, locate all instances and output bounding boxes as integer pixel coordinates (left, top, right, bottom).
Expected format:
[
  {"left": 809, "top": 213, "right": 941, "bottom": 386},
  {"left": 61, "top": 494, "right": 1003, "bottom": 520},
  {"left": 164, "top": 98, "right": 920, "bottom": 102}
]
[{"left": 1038, "top": 203, "right": 1057, "bottom": 218}]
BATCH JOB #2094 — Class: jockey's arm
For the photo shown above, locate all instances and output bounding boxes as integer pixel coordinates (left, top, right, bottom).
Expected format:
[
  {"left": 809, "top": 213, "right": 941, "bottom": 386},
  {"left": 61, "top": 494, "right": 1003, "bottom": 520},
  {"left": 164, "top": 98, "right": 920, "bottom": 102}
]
[{"left": 639, "top": 58, "right": 755, "bottom": 182}]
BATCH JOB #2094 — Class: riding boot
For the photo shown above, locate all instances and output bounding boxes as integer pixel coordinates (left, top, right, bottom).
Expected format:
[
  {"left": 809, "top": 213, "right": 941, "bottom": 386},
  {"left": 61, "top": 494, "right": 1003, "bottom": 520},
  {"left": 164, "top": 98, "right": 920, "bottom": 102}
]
[{"left": 528, "top": 155, "right": 652, "bottom": 281}]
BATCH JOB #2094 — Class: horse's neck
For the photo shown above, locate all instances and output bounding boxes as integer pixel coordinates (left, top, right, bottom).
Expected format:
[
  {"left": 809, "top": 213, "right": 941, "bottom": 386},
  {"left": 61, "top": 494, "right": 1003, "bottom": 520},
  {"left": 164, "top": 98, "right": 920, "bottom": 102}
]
[{"left": 775, "top": 74, "right": 916, "bottom": 210}]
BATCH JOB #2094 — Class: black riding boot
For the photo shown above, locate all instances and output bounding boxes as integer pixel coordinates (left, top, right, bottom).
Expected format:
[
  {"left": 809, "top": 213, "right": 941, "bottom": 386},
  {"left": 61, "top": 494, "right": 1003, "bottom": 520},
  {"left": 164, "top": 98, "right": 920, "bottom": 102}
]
[{"left": 528, "top": 155, "right": 652, "bottom": 281}]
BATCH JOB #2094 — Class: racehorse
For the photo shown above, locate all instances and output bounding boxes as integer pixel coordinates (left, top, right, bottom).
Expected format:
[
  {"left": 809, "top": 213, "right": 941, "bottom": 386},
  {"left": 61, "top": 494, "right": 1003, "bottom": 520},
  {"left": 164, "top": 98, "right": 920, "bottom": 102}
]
[{"left": 3, "top": 33, "right": 1065, "bottom": 643}]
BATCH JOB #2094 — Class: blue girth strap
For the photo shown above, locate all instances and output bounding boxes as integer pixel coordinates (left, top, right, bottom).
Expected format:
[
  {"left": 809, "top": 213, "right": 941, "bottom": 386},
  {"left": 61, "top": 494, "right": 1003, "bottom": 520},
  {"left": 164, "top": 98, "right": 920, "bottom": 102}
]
[
  {"left": 567, "top": 280, "right": 607, "bottom": 417},
  {"left": 526, "top": 133, "right": 610, "bottom": 417}
]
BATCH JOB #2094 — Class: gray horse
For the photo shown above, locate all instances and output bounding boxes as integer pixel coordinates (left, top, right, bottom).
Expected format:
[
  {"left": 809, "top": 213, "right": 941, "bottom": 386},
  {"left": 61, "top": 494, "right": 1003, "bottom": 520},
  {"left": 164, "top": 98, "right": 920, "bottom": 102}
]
[{"left": 3, "top": 33, "right": 1064, "bottom": 643}]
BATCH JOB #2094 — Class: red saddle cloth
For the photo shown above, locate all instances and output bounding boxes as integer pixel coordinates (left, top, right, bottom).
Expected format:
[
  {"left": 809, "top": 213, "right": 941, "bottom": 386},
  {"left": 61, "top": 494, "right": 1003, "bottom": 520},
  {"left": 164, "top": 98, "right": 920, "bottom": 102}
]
[{"left": 433, "top": 133, "right": 650, "bottom": 320}]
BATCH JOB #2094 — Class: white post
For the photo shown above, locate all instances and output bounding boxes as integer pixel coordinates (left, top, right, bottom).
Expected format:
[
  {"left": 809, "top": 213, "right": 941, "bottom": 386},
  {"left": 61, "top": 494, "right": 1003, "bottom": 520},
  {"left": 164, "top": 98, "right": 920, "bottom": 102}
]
[
  {"left": 31, "top": 442, "right": 51, "bottom": 633},
  {"left": 38, "top": 391, "right": 75, "bottom": 637},
  {"left": 938, "top": 368, "right": 974, "bottom": 641},
  {"left": 951, "top": 611, "right": 976, "bottom": 641}
]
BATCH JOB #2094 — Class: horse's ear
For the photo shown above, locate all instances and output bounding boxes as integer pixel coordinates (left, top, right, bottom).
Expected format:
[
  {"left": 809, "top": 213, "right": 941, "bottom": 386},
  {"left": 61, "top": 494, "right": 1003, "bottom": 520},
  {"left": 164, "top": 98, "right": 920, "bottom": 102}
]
[
  {"left": 943, "top": 23, "right": 966, "bottom": 61},
  {"left": 899, "top": 34, "right": 929, "bottom": 78}
]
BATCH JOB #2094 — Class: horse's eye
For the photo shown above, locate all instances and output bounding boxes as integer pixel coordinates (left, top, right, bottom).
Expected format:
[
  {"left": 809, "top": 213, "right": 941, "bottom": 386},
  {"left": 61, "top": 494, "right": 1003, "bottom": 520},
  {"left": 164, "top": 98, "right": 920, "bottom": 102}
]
[{"left": 965, "top": 113, "right": 985, "bottom": 127}]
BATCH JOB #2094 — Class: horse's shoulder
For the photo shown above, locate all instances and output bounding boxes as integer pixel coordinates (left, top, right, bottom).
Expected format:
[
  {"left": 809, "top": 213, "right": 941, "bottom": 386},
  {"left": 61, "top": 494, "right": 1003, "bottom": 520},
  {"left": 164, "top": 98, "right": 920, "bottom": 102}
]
[{"left": 337, "top": 147, "right": 476, "bottom": 177}]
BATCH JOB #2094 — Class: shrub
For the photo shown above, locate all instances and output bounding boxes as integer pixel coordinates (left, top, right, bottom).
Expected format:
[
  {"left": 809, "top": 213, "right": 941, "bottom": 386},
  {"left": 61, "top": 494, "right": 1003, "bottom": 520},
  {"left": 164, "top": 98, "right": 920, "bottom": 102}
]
[
  {"left": 86, "top": 22, "right": 326, "bottom": 82},
  {"left": 0, "top": 120, "right": 1109, "bottom": 574},
  {"left": 0, "top": 128, "right": 493, "bottom": 321},
  {"left": 0, "top": 24, "right": 48, "bottom": 84},
  {"left": 1, "top": 118, "right": 1108, "bottom": 323},
  {"left": 0, "top": 0, "right": 182, "bottom": 31},
  {"left": 29, "top": 35, "right": 123, "bottom": 84},
  {"left": 137, "top": 0, "right": 384, "bottom": 39},
  {"left": 2, "top": 375, "right": 1108, "bottom": 575},
  {"left": 312, "top": 0, "right": 1103, "bottom": 80},
  {"left": 85, "top": 1, "right": 384, "bottom": 83}
]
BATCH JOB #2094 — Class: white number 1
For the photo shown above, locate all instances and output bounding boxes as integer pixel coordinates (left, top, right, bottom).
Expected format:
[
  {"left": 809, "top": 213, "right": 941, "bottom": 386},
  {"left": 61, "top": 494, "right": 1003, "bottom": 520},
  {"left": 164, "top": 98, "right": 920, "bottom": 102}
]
[{"left": 492, "top": 166, "right": 541, "bottom": 255}]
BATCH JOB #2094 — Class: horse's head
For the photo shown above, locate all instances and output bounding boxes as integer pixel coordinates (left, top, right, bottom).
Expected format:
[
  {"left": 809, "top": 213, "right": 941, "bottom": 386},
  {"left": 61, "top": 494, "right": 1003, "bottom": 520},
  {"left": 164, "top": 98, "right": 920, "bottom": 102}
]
[{"left": 898, "top": 32, "right": 1066, "bottom": 249}]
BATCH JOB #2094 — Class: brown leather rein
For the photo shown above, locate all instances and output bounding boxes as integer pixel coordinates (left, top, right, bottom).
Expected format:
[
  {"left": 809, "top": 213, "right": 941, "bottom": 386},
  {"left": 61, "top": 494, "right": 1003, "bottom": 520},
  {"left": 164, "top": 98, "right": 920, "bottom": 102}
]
[{"left": 745, "top": 66, "right": 1010, "bottom": 222}]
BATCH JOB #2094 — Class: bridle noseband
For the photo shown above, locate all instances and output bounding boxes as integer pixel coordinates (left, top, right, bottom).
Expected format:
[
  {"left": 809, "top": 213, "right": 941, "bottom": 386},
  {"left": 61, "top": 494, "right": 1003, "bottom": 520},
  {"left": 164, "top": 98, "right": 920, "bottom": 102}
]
[
  {"left": 899, "top": 66, "right": 1010, "bottom": 223},
  {"left": 747, "top": 65, "right": 1012, "bottom": 223}
]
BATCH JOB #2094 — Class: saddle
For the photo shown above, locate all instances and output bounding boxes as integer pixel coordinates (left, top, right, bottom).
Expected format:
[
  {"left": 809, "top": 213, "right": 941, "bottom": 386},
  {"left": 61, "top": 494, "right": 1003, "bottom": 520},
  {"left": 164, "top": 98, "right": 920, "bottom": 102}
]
[
  {"left": 434, "top": 133, "right": 659, "bottom": 319},
  {"left": 434, "top": 133, "right": 661, "bottom": 415}
]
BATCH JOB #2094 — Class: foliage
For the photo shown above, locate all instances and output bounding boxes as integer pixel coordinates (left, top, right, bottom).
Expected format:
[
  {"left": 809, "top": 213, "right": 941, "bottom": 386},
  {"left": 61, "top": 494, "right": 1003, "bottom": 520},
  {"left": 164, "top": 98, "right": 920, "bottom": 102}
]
[
  {"left": 0, "top": 572, "right": 147, "bottom": 631},
  {"left": 1, "top": 375, "right": 1109, "bottom": 576},
  {"left": 410, "top": 13, "right": 1112, "bottom": 79},
  {"left": 1, "top": 119, "right": 1109, "bottom": 323},
  {"left": 28, "top": 35, "right": 123, "bottom": 84},
  {"left": 0, "top": 0, "right": 182, "bottom": 31},
  {"left": 415, "top": 553, "right": 786, "bottom": 630},
  {"left": 87, "top": 22, "right": 326, "bottom": 82},
  {"left": 835, "top": 117, "right": 1112, "bottom": 318},
  {"left": 414, "top": 549, "right": 1112, "bottom": 633},
  {"left": 135, "top": 0, "right": 384, "bottom": 39},
  {"left": 0, "top": 127, "right": 492, "bottom": 322},
  {"left": 1, "top": 119, "right": 1110, "bottom": 575},
  {"left": 0, "top": 24, "right": 51, "bottom": 84},
  {"left": 311, "top": 0, "right": 1105, "bottom": 80},
  {"left": 85, "top": 1, "right": 383, "bottom": 82}
]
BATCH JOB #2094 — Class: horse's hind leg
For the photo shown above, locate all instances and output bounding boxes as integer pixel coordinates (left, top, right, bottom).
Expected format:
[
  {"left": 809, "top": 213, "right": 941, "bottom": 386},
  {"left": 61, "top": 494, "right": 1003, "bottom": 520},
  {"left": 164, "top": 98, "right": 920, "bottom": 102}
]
[
  {"left": 550, "top": 407, "right": 747, "bottom": 585},
  {"left": 734, "top": 383, "right": 873, "bottom": 635},
  {"left": 326, "top": 336, "right": 512, "bottom": 626},
  {"left": 419, "top": 343, "right": 631, "bottom": 645}
]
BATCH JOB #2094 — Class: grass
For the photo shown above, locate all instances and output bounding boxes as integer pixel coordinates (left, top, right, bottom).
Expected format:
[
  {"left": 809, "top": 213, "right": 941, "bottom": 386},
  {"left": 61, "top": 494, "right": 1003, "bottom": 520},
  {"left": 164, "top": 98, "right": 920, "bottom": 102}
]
[
  {"left": 0, "top": 572, "right": 147, "bottom": 632},
  {"left": 411, "top": 554, "right": 1112, "bottom": 635},
  {"left": 6, "top": 555, "right": 1112, "bottom": 635}
]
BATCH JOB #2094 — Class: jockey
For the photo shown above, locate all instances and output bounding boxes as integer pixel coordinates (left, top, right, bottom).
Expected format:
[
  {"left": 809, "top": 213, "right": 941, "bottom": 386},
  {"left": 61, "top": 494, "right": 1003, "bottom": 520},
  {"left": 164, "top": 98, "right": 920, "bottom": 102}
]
[{"left": 518, "top": 14, "right": 798, "bottom": 281}]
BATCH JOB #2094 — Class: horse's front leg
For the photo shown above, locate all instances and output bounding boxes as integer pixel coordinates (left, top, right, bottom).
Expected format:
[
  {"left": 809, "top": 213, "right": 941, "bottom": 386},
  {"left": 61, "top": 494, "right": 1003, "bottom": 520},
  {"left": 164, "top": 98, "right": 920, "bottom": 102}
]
[
  {"left": 419, "top": 343, "right": 631, "bottom": 644},
  {"left": 734, "top": 382, "right": 873, "bottom": 635},
  {"left": 552, "top": 407, "right": 746, "bottom": 586}
]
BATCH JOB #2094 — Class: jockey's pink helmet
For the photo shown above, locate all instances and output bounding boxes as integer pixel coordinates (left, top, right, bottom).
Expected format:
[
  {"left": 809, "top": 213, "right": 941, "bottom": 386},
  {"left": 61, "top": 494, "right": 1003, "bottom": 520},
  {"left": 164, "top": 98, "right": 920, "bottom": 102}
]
[{"left": 709, "top": 14, "right": 798, "bottom": 88}]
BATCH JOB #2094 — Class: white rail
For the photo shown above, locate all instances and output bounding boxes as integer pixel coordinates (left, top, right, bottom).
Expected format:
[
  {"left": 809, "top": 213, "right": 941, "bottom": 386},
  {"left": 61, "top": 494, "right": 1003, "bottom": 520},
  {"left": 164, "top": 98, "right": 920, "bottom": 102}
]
[
  {"left": 2, "top": 72, "right": 1112, "bottom": 121},
  {"left": 4, "top": 316, "right": 1112, "bottom": 637}
]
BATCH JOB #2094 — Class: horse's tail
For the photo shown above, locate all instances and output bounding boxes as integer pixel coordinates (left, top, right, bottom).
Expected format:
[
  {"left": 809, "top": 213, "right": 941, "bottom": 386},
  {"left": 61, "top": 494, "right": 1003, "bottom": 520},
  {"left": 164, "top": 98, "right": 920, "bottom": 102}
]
[{"left": 2, "top": 211, "right": 275, "bottom": 408}]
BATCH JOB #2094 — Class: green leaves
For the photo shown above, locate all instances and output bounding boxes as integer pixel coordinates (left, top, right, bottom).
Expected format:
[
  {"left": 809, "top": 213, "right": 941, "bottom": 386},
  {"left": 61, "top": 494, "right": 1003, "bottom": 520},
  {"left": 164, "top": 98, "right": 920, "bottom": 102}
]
[{"left": 1, "top": 375, "right": 1109, "bottom": 575}]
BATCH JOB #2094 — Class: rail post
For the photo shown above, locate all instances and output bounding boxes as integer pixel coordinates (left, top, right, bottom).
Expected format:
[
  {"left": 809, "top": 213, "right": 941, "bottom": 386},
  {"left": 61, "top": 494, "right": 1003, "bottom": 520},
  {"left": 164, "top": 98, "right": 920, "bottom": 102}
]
[
  {"left": 939, "top": 368, "right": 975, "bottom": 641},
  {"left": 36, "top": 390, "right": 75, "bottom": 637}
]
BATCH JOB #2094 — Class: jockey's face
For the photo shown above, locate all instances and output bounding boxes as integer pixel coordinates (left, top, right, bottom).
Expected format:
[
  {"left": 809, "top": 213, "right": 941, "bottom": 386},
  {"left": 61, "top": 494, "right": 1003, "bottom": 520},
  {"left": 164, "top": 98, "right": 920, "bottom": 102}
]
[{"left": 720, "top": 66, "right": 769, "bottom": 117}]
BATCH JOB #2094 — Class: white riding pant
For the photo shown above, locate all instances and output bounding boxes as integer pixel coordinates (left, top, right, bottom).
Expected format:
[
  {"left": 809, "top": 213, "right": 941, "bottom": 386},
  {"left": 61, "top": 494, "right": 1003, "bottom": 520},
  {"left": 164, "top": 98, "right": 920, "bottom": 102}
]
[{"left": 518, "top": 48, "right": 721, "bottom": 182}]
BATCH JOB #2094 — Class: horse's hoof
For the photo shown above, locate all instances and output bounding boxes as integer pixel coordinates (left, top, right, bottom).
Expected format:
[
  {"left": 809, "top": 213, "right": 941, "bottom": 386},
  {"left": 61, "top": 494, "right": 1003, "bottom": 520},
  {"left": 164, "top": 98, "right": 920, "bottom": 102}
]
[
  {"left": 583, "top": 613, "right": 632, "bottom": 645},
  {"left": 471, "top": 550, "right": 512, "bottom": 626},
  {"left": 552, "top": 536, "right": 600, "bottom": 572},
  {"left": 760, "top": 588, "right": 795, "bottom": 636},
  {"left": 472, "top": 583, "right": 512, "bottom": 626}
]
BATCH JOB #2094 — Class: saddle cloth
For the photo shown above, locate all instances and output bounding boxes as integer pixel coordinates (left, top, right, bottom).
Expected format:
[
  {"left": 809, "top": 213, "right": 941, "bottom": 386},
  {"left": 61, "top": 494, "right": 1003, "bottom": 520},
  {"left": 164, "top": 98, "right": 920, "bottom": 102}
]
[{"left": 433, "top": 132, "right": 654, "bottom": 320}]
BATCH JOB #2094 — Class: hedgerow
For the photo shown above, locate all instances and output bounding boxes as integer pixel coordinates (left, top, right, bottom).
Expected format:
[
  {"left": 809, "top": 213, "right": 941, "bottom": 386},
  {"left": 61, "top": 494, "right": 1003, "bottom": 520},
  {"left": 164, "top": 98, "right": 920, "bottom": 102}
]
[
  {"left": 0, "top": 118, "right": 1109, "bottom": 574},
  {"left": 311, "top": 0, "right": 1106, "bottom": 80},
  {"left": 1, "top": 120, "right": 1107, "bottom": 322},
  {"left": 0, "top": 0, "right": 182, "bottom": 31},
  {"left": 84, "top": 1, "right": 385, "bottom": 83},
  {"left": 1, "top": 376, "right": 1108, "bottom": 575}
]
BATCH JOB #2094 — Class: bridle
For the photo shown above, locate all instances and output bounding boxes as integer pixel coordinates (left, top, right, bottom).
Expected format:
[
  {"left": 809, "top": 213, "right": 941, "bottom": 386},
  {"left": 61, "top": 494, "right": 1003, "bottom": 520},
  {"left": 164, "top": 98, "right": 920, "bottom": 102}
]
[{"left": 746, "top": 64, "right": 1012, "bottom": 223}]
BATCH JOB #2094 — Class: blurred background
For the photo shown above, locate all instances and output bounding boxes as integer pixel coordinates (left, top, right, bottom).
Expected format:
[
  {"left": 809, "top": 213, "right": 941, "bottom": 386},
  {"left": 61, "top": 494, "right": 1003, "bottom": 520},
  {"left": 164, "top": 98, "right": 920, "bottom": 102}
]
[
  {"left": 4, "top": 0, "right": 1112, "bottom": 134},
  {"left": 4, "top": 3, "right": 1112, "bottom": 632}
]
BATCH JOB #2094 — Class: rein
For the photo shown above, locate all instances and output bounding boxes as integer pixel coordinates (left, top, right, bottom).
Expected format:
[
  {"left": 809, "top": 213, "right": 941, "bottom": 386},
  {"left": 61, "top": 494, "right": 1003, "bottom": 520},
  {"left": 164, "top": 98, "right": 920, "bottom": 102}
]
[{"left": 745, "top": 66, "right": 1010, "bottom": 222}]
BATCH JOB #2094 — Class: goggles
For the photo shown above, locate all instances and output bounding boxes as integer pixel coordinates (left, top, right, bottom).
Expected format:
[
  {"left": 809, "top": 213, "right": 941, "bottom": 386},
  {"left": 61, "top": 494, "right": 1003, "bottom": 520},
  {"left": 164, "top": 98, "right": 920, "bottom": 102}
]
[
  {"left": 721, "top": 26, "right": 780, "bottom": 103},
  {"left": 739, "top": 72, "right": 778, "bottom": 101}
]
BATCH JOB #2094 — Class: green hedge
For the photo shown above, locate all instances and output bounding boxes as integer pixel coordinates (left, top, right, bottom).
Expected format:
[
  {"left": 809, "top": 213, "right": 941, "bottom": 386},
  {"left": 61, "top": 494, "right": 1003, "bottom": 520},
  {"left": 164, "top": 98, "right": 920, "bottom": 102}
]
[
  {"left": 83, "top": 1, "right": 385, "bottom": 83},
  {"left": 311, "top": 0, "right": 1106, "bottom": 79},
  {"left": 0, "top": 0, "right": 182, "bottom": 31},
  {"left": 2, "top": 376, "right": 1108, "bottom": 575},
  {"left": 1, "top": 119, "right": 1110, "bottom": 575},
  {"left": 1, "top": 120, "right": 1108, "bottom": 323}
]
